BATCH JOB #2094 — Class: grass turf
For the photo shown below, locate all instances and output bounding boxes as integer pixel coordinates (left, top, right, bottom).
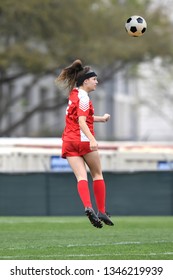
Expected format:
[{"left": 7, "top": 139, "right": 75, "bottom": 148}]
[{"left": 0, "top": 216, "right": 172, "bottom": 260}]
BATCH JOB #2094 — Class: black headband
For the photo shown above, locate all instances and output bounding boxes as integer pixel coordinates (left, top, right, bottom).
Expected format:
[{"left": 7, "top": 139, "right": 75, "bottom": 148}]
[{"left": 76, "top": 71, "right": 97, "bottom": 87}]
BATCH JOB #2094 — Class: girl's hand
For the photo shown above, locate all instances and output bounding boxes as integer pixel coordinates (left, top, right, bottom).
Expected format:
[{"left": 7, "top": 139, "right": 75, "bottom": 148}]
[
  {"left": 90, "top": 139, "right": 98, "bottom": 150},
  {"left": 103, "top": 113, "right": 110, "bottom": 122}
]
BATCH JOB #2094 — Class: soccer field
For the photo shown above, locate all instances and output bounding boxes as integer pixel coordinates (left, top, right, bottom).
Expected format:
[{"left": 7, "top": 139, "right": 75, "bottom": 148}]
[{"left": 0, "top": 216, "right": 172, "bottom": 260}]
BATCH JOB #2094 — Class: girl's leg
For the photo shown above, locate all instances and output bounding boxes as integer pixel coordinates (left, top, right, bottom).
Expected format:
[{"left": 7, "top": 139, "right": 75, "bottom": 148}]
[
  {"left": 67, "top": 156, "right": 91, "bottom": 207},
  {"left": 83, "top": 151, "right": 103, "bottom": 180},
  {"left": 67, "top": 156, "right": 103, "bottom": 228},
  {"left": 83, "top": 151, "right": 105, "bottom": 212},
  {"left": 84, "top": 151, "right": 114, "bottom": 226}
]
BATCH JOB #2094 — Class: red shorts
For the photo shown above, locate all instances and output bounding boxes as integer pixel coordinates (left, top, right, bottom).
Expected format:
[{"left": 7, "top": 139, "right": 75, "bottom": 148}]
[{"left": 61, "top": 141, "right": 92, "bottom": 158}]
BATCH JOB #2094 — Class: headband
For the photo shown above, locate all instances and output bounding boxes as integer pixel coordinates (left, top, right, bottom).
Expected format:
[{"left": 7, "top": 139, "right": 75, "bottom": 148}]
[{"left": 76, "top": 71, "right": 97, "bottom": 87}]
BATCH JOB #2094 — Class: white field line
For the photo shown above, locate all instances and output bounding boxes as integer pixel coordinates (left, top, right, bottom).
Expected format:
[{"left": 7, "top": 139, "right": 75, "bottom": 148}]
[
  {"left": 66, "top": 240, "right": 173, "bottom": 247},
  {"left": 0, "top": 240, "right": 172, "bottom": 251},
  {"left": 0, "top": 252, "right": 173, "bottom": 259}
]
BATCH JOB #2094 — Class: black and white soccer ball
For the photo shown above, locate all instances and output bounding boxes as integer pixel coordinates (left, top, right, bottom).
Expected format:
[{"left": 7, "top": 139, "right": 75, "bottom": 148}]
[{"left": 125, "top": 15, "right": 147, "bottom": 37}]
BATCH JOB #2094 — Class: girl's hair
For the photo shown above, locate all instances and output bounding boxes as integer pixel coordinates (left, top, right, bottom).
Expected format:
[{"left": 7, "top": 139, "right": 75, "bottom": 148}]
[{"left": 55, "top": 59, "right": 91, "bottom": 91}]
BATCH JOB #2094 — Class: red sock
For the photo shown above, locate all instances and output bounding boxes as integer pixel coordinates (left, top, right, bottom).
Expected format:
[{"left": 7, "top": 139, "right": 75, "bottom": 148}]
[
  {"left": 77, "top": 180, "right": 92, "bottom": 208},
  {"left": 93, "top": 179, "right": 106, "bottom": 213}
]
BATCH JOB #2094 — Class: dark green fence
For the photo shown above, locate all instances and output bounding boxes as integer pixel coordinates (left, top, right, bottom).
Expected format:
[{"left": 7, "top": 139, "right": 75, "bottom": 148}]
[{"left": 0, "top": 172, "right": 172, "bottom": 216}]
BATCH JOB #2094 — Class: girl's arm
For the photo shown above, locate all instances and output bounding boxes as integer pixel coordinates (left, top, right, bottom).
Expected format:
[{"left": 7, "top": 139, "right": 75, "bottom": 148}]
[
  {"left": 94, "top": 113, "right": 110, "bottom": 122},
  {"left": 78, "top": 116, "right": 98, "bottom": 150}
]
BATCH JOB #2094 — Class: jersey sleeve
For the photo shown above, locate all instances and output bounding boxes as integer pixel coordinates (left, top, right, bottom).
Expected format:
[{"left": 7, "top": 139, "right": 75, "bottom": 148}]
[{"left": 77, "top": 94, "right": 90, "bottom": 117}]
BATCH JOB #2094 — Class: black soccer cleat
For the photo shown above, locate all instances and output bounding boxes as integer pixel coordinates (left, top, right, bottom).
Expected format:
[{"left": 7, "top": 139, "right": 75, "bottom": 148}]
[
  {"left": 85, "top": 207, "right": 103, "bottom": 228},
  {"left": 97, "top": 211, "right": 114, "bottom": 226}
]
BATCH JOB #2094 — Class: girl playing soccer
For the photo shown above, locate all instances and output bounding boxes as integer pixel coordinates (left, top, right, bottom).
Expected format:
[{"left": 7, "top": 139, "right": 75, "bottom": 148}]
[{"left": 55, "top": 59, "right": 114, "bottom": 228}]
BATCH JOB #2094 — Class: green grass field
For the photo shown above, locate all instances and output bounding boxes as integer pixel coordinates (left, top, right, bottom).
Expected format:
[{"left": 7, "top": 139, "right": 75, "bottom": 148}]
[{"left": 0, "top": 216, "right": 172, "bottom": 260}]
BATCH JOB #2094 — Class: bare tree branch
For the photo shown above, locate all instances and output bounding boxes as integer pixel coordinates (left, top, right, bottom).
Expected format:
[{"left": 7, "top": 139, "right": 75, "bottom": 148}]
[{"left": 0, "top": 96, "right": 67, "bottom": 136}]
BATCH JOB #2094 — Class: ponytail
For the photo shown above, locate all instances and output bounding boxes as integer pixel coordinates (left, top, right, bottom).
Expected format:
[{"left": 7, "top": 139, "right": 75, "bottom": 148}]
[{"left": 55, "top": 59, "right": 92, "bottom": 92}]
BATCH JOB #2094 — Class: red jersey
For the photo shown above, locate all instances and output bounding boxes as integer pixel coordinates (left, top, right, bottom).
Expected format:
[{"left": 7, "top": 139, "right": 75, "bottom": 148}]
[{"left": 62, "top": 88, "right": 94, "bottom": 142}]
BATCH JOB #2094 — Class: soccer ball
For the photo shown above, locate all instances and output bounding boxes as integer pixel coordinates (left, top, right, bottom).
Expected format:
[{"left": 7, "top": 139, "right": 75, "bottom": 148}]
[{"left": 125, "top": 15, "right": 147, "bottom": 37}]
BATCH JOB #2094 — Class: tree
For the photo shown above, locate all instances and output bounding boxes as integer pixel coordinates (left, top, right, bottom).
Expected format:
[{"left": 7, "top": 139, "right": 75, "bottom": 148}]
[{"left": 0, "top": 0, "right": 173, "bottom": 136}]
